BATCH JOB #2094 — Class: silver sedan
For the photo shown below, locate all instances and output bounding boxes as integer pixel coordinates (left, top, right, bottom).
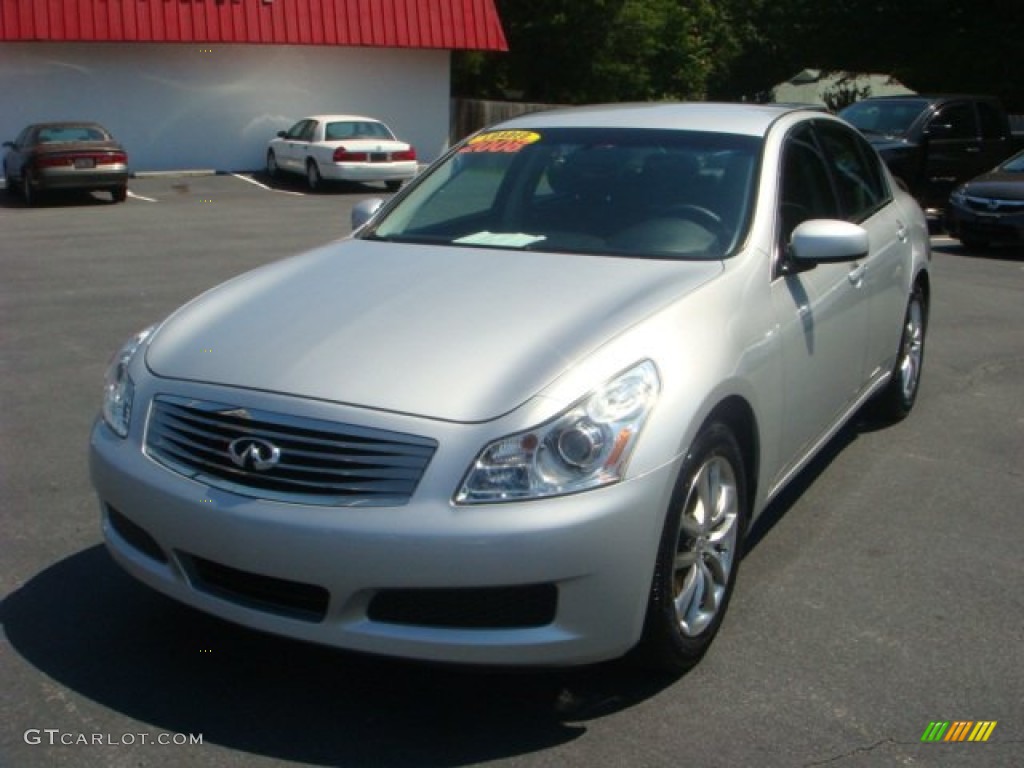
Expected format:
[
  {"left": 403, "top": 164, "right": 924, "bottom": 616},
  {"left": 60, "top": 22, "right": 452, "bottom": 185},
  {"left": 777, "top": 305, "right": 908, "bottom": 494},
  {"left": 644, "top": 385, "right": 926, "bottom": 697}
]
[{"left": 90, "top": 103, "right": 930, "bottom": 671}]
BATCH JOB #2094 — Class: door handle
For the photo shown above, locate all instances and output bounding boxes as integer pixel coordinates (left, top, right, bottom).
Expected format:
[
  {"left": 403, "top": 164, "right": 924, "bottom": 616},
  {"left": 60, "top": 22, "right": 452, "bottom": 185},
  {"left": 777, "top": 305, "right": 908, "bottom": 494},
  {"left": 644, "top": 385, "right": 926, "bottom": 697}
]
[
  {"left": 848, "top": 263, "right": 866, "bottom": 285},
  {"left": 896, "top": 221, "right": 909, "bottom": 242},
  {"left": 965, "top": 146, "right": 981, "bottom": 153}
]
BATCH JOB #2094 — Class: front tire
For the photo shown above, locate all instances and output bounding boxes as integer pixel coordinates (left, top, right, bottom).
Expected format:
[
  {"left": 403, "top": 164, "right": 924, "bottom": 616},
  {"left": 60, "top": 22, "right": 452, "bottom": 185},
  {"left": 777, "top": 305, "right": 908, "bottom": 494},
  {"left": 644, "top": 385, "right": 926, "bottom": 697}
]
[
  {"left": 635, "top": 422, "right": 748, "bottom": 673},
  {"left": 871, "top": 282, "right": 927, "bottom": 422},
  {"left": 306, "top": 160, "right": 322, "bottom": 191},
  {"left": 266, "top": 150, "right": 279, "bottom": 179}
]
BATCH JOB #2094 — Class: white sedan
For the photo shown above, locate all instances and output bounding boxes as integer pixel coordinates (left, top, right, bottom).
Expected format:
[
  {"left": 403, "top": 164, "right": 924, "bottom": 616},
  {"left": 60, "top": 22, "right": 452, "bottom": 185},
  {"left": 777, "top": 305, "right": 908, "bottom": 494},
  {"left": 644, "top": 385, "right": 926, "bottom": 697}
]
[{"left": 266, "top": 115, "right": 417, "bottom": 191}]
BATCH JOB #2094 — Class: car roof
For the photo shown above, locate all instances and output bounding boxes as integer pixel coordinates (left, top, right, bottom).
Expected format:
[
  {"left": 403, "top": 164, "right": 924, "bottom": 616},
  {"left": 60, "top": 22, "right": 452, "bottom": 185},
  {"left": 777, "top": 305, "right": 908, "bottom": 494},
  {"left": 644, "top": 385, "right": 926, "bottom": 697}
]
[
  {"left": 28, "top": 121, "right": 110, "bottom": 131},
  {"left": 303, "top": 115, "right": 386, "bottom": 124},
  {"left": 851, "top": 94, "right": 999, "bottom": 103},
  {"left": 490, "top": 102, "right": 826, "bottom": 137}
]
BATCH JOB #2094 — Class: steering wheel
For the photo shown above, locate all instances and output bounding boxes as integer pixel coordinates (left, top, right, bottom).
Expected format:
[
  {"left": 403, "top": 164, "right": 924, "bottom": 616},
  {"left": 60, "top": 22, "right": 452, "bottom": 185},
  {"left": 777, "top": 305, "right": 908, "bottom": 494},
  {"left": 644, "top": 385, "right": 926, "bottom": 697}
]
[{"left": 656, "top": 204, "right": 729, "bottom": 244}]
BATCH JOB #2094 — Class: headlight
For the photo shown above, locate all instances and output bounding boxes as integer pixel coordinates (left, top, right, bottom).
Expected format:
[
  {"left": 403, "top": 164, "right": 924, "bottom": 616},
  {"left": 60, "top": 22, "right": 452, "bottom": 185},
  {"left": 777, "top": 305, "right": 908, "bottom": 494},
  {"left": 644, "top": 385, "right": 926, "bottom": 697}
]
[
  {"left": 455, "top": 360, "right": 660, "bottom": 504},
  {"left": 102, "top": 325, "right": 155, "bottom": 437}
]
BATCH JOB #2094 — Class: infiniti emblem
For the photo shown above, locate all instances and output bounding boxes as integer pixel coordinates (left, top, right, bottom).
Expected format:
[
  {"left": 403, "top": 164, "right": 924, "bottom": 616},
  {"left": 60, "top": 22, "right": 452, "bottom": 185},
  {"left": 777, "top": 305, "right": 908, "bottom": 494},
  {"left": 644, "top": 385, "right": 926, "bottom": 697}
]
[
  {"left": 227, "top": 437, "right": 282, "bottom": 471},
  {"left": 987, "top": 200, "right": 1001, "bottom": 211}
]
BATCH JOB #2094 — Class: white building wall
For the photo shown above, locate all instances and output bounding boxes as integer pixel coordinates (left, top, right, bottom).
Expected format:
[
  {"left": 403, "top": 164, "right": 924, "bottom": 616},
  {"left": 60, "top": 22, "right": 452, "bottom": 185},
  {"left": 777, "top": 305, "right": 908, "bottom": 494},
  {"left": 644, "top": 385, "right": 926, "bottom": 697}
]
[{"left": 0, "top": 43, "right": 451, "bottom": 172}]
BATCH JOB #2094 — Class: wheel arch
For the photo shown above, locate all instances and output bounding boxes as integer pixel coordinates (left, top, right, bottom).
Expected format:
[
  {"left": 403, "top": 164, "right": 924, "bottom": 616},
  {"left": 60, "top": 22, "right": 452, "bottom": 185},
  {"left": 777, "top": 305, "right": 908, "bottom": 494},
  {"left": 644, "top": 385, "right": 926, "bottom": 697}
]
[
  {"left": 913, "top": 267, "right": 931, "bottom": 313},
  {"left": 698, "top": 394, "right": 760, "bottom": 523}
]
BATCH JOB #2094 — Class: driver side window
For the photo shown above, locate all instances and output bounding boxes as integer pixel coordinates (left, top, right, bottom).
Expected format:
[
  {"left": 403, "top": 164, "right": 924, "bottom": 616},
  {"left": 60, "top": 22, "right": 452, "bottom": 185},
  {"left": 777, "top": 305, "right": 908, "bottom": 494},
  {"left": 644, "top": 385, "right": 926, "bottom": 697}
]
[
  {"left": 928, "top": 103, "right": 977, "bottom": 140},
  {"left": 778, "top": 125, "right": 839, "bottom": 250},
  {"left": 286, "top": 120, "right": 311, "bottom": 141}
]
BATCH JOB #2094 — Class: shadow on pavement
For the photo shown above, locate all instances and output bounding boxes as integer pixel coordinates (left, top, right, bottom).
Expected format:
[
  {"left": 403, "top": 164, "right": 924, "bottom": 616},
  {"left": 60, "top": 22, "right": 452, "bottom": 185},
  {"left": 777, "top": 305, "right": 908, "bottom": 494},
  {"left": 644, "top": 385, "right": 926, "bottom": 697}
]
[{"left": 2, "top": 546, "right": 678, "bottom": 765}]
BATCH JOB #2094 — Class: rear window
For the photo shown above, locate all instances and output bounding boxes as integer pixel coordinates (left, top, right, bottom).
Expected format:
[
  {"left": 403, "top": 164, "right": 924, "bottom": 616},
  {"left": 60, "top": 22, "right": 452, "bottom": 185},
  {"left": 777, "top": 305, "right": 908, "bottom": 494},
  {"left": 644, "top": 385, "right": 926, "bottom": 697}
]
[
  {"left": 325, "top": 121, "right": 395, "bottom": 141},
  {"left": 36, "top": 125, "right": 109, "bottom": 143}
]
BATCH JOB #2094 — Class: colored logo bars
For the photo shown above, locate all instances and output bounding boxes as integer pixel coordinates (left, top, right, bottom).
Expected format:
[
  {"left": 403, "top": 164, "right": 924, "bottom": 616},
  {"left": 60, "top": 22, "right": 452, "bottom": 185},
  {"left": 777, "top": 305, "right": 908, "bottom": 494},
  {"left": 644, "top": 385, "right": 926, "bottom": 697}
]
[{"left": 921, "top": 721, "right": 997, "bottom": 743}]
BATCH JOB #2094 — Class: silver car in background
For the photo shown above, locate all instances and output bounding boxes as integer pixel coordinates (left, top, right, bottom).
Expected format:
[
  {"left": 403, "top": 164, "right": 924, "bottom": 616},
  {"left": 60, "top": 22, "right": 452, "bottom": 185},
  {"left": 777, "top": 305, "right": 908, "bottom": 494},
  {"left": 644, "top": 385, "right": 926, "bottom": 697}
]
[{"left": 90, "top": 103, "right": 930, "bottom": 672}]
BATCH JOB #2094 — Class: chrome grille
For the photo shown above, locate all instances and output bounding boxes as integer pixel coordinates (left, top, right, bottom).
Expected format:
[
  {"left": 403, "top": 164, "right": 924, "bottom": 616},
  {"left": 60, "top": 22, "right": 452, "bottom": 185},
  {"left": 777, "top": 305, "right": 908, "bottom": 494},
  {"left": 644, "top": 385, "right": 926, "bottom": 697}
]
[
  {"left": 964, "top": 195, "right": 1024, "bottom": 214},
  {"left": 145, "top": 395, "right": 436, "bottom": 506}
]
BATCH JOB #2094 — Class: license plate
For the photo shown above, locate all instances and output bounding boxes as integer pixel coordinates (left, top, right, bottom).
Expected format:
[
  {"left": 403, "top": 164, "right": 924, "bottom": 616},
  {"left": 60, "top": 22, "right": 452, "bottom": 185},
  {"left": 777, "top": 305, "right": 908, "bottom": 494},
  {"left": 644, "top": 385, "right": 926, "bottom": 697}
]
[
  {"left": 370, "top": 153, "right": 387, "bottom": 163},
  {"left": 74, "top": 158, "right": 96, "bottom": 169}
]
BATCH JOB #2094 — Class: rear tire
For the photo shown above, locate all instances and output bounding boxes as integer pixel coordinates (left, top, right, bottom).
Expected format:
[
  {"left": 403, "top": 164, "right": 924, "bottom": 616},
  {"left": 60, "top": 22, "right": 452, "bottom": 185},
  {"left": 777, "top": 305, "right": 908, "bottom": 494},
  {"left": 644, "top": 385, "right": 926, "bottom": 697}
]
[
  {"left": 386, "top": 180, "right": 402, "bottom": 192},
  {"left": 112, "top": 184, "right": 127, "bottom": 203},
  {"left": 634, "top": 422, "right": 748, "bottom": 673},
  {"left": 22, "top": 173, "right": 36, "bottom": 206}
]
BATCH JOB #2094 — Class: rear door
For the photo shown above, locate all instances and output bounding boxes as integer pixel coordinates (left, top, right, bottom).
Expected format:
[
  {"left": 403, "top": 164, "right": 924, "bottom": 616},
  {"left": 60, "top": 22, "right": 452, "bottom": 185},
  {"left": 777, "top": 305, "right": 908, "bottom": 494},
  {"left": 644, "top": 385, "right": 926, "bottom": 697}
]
[{"left": 976, "top": 100, "right": 1015, "bottom": 170}]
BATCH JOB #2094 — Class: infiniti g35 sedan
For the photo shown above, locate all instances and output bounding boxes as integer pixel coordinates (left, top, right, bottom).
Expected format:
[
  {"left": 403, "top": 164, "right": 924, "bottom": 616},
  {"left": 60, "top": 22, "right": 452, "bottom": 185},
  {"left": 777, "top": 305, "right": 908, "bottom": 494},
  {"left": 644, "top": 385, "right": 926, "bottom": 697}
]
[{"left": 90, "top": 103, "right": 930, "bottom": 672}]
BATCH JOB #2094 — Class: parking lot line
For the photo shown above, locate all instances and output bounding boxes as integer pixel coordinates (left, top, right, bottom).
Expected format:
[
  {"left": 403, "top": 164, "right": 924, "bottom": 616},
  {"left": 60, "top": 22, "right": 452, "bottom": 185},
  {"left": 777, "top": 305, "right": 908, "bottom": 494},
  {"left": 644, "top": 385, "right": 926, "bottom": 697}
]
[
  {"left": 230, "top": 172, "right": 306, "bottom": 196},
  {"left": 126, "top": 190, "right": 159, "bottom": 203}
]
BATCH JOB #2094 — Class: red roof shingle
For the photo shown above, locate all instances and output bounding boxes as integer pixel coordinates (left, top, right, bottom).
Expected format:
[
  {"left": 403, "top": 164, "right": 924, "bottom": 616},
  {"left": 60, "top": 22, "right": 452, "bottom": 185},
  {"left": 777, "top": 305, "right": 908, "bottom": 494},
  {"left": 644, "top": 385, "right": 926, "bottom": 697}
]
[{"left": 0, "top": 0, "right": 507, "bottom": 50}]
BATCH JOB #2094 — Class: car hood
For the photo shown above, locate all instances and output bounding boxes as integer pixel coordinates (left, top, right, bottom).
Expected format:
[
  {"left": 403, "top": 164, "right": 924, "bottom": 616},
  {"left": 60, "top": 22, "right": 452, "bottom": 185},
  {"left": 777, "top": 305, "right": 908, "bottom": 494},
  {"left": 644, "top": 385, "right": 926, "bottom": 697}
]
[
  {"left": 146, "top": 240, "right": 722, "bottom": 423},
  {"left": 961, "top": 171, "right": 1024, "bottom": 200}
]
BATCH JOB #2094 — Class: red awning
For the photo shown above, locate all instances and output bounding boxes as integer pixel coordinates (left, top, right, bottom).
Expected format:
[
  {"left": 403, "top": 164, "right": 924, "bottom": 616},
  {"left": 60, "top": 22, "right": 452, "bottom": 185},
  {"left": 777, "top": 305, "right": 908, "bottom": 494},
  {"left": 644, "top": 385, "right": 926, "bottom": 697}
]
[{"left": 0, "top": 0, "right": 507, "bottom": 50}]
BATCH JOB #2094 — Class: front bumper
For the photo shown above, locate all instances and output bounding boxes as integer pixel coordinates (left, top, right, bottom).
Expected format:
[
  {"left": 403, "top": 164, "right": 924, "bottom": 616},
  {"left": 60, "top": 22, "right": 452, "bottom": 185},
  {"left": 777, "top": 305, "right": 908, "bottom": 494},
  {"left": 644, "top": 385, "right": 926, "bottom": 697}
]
[
  {"left": 946, "top": 204, "right": 1024, "bottom": 245},
  {"left": 89, "top": 390, "right": 677, "bottom": 667}
]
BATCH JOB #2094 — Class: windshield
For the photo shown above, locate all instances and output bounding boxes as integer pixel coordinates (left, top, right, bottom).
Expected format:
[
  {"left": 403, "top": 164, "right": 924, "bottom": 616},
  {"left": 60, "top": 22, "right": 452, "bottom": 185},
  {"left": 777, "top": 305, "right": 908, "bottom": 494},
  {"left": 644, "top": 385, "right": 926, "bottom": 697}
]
[
  {"left": 362, "top": 127, "right": 760, "bottom": 260},
  {"left": 1001, "top": 150, "right": 1024, "bottom": 173},
  {"left": 840, "top": 99, "right": 930, "bottom": 138}
]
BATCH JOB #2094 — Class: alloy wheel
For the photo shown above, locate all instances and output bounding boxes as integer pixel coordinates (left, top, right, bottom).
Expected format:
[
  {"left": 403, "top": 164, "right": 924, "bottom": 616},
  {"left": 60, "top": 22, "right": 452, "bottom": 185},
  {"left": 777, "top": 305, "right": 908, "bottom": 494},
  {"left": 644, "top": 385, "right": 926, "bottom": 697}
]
[{"left": 672, "top": 454, "right": 741, "bottom": 637}]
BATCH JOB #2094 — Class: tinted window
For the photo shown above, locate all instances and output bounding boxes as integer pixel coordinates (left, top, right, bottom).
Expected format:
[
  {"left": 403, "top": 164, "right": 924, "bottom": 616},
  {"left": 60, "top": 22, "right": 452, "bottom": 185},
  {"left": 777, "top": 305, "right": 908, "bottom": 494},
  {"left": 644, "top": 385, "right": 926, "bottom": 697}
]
[
  {"left": 778, "top": 124, "right": 839, "bottom": 247},
  {"left": 930, "top": 103, "right": 977, "bottom": 140},
  {"left": 815, "top": 121, "right": 887, "bottom": 221},
  {"left": 840, "top": 98, "right": 929, "bottom": 137},
  {"left": 977, "top": 102, "right": 1006, "bottom": 140},
  {"left": 367, "top": 128, "right": 760, "bottom": 260}
]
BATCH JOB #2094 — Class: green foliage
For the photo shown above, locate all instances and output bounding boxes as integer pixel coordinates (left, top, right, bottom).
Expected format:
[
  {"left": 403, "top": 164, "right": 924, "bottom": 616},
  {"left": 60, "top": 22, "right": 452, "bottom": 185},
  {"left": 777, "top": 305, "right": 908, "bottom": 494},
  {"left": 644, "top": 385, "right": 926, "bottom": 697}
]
[
  {"left": 455, "top": 0, "right": 1024, "bottom": 112},
  {"left": 454, "top": 0, "right": 743, "bottom": 104}
]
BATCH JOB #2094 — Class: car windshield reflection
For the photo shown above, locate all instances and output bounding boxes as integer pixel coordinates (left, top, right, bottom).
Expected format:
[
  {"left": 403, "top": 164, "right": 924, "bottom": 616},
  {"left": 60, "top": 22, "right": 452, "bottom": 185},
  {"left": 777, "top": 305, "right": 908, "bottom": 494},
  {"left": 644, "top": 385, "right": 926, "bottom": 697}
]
[{"left": 362, "top": 128, "right": 760, "bottom": 260}]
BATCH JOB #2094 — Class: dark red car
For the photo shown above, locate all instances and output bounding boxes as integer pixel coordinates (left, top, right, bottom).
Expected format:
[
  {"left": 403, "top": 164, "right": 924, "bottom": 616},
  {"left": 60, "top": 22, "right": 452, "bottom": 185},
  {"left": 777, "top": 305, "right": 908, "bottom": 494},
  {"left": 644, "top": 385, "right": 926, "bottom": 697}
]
[{"left": 3, "top": 122, "right": 129, "bottom": 206}]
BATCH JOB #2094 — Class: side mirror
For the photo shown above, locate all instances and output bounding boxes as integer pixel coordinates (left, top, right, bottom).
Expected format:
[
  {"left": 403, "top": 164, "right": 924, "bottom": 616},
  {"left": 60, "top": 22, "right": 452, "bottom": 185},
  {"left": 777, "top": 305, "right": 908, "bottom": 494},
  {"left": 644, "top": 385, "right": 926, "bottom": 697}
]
[
  {"left": 2, "top": 141, "right": 13, "bottom": 149},
  {"left": 276, "top": 130, "right": 287, "bottom": 139},
  {"left": 351, "top": 198, "right": 385, "bottom": 231},
  {"left": 789, "top": 219, "right": 869, "bottom": 264}
]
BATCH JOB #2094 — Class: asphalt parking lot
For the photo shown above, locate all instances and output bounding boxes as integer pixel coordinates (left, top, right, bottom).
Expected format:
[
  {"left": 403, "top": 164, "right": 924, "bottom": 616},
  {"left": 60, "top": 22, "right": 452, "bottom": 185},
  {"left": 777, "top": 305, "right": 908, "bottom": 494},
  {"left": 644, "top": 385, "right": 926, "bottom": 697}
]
[{"left": 2, "top": 174, "right": 1023, "bottom": 767}]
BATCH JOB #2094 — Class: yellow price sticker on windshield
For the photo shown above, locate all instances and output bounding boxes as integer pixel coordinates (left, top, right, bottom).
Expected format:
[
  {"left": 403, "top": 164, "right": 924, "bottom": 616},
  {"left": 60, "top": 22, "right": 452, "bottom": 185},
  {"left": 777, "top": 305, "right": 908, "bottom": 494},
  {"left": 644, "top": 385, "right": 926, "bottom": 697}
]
[{"left": 461, "top": 130, "right": 541, "bottom": 154}]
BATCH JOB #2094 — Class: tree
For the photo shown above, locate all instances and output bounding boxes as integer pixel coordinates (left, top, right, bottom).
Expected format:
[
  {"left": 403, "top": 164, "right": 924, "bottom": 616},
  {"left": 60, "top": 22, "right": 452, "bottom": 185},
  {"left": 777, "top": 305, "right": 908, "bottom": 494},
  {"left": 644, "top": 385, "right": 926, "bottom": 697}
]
[
  {"left": 454, "top": 0, "right": 745, "bottom": 104},
  {"left": 457, "top": 0, "right": 1024, "bottom": 113},
  {"left": 716, "top": 0, "right": 1024, "bottom": 110}
]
